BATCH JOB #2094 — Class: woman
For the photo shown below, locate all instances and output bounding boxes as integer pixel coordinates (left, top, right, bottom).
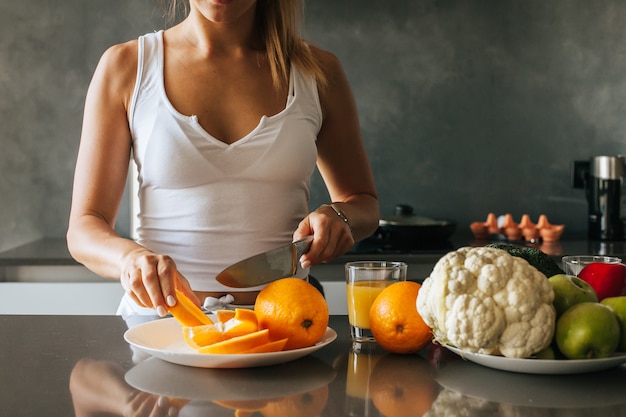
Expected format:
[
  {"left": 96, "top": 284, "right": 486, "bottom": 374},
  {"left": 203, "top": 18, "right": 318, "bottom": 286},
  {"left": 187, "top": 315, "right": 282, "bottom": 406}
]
[{"left": 67, "top": 0, "right": 378, "bottom": 317}]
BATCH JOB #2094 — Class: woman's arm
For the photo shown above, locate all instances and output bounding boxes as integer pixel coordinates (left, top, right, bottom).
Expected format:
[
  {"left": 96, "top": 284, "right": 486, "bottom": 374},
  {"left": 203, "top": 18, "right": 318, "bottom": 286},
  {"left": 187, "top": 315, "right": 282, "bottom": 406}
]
[
  {"left": 66, "top": 41, "right": 197, "bottom": 315},
  {"left": 295, "top": 47, "right": 379, "bottom": 268}
]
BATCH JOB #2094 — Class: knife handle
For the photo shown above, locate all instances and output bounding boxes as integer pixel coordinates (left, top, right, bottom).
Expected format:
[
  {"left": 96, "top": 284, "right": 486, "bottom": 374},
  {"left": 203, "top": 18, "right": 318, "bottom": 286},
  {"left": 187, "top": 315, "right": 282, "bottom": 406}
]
[
  {"left": 291, "top": 235, "right": 314, "bottom": 275},
  {"left": 294, "top": 235, "right": 314, "bottom": 257}
]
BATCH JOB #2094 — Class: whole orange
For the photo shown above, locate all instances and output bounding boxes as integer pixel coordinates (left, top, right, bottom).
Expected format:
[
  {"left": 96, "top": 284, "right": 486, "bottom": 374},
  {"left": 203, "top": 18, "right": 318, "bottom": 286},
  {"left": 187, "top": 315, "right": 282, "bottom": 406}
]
[
  {"left": 369, "top": 281, "right": 432, "bottom": 354},
  {"left": 369, "top": 354, "right": 438, "bottom": 417},
  {"left": 254, "top": 278, "right": 329, "bottom": 350}
]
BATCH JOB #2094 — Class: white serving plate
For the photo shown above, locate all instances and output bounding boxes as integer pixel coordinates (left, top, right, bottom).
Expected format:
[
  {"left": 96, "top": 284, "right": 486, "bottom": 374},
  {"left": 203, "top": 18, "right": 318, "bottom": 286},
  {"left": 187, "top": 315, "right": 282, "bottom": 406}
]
[
  {"left": 437, "top": 355, "right": 626, "bottom": 408},
  {"left": 444, "top": 344, "right": 626, "bottom": 375},
  {"left": 125, "top": 355, "right": 336, "bottom": 402},
  {"left": 124, "top": 317, "right": 336, "bottom": 368}
]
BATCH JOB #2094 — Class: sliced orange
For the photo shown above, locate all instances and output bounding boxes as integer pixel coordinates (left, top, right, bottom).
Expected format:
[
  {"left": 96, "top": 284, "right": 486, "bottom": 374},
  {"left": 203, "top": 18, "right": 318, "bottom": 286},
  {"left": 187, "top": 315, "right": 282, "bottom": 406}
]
[
  {"left": 232, "top": 308, "right": 258, "bottom": 326},
  {"left": 168, "top": 290, "right": 212, "bottom": 327},
  {"left": 215, "top": 309, "right": 236, "bottom": 324},
  {"left": 184, "top": 308, "right": 261, "bottom": 351},
  {"left": 183, "top": 323, "right": 227, "bottom": 348},
  {"left": 244, "top": 338, "right": 288, "bottom": 354},
  {"left": 222, "top": 309, "right": 259, "bottom": 336},
  {"left": 197, "top": 329, "right": 271, "bottom": 354}
]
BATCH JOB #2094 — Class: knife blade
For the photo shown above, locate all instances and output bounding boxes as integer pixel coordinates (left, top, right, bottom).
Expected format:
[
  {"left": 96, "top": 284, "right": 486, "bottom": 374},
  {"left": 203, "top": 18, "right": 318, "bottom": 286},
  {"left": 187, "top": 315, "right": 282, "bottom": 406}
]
[{"left": 215, "top": 236, "right": 314, "bottom": 288}]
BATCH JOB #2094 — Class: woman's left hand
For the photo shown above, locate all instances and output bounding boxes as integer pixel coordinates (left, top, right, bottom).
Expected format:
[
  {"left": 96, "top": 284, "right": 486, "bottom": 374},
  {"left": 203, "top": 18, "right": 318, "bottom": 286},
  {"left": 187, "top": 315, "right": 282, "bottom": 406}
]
[{"left": 293, "top": 205, "right": 354, "bottom": 268}]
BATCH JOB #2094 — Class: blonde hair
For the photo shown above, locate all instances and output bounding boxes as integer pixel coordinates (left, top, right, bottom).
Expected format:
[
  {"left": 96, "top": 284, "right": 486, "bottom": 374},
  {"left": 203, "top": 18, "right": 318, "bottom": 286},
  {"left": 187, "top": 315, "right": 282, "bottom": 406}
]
[{"left": 159, "top": 0, "right": 326, "bottom": 89}]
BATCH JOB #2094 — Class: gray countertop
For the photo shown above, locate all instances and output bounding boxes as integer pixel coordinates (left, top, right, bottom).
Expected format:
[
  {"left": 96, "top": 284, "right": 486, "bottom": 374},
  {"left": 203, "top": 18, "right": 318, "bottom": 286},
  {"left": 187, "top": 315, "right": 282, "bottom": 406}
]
[{"left": 2, "top": 314, "right": 625, "bottom": 416}]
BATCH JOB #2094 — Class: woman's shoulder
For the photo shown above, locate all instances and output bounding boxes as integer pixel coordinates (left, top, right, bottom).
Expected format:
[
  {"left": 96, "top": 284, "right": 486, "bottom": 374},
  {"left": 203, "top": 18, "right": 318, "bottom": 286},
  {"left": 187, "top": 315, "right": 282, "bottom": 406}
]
[
  {"left": 93, "top": 39, "right": 139, "bottom": 92},
  {"left": 308, "top": 44, "right": 342, "bottom": 74},
  {"left": 99, "top": 39, "right": 139, "bottom": 74},
  {"left": 307, "top": 44, "right": 351, "bottom": 97},
  {"left": 87, "top": 39, "right": 140, "bottom": 110}
]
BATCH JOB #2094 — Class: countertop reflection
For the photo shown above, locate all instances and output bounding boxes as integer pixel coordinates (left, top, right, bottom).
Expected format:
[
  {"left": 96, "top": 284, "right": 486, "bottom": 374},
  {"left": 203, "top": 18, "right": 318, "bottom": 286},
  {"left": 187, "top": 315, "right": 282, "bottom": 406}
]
[{"left": 1, "top": 315, "right": 626, "bottom": 416}]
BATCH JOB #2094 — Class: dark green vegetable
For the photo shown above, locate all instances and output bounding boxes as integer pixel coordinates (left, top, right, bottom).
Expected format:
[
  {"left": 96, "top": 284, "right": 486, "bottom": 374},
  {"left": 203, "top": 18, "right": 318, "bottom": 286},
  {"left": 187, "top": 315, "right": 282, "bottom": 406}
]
[{"left": 485, "top": 243, "right": 564, "bottom": 278}]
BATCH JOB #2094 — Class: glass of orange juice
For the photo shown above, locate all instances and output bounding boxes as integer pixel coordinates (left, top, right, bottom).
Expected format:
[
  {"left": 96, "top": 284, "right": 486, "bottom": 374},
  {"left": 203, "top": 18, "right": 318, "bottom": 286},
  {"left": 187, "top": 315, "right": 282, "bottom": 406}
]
[
  {"left": 345, "top": 261, "right": 407, "bottom": 343},
  {"left": 344, "top": 343, "right": 385, "bottom": 417}
]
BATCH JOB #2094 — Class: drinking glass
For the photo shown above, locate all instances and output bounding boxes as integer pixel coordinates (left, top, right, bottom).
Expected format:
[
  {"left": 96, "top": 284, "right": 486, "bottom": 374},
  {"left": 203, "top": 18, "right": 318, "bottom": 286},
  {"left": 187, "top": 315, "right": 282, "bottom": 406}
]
[
  {"left": 562, "top": 255, "right": 622, "bottom": 276},
  {"left": 345, "top": 261, "right": 407, "bottom": 343}
]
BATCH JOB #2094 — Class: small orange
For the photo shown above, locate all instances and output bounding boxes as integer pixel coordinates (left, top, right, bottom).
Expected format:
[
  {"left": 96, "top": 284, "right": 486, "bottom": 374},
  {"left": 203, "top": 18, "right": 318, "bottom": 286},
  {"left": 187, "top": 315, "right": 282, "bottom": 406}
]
[
  {"left": 369, "top": 354, "right": 438, "bottom": 417},
  {"left": 254, "top": 278, "right": 329, "bottom": 350},
  {"left": 168, "top": 290, "right": 212, "bottom": 327},
  {"left": 369, "top": 281, "right": 432, "bottom": 354}
]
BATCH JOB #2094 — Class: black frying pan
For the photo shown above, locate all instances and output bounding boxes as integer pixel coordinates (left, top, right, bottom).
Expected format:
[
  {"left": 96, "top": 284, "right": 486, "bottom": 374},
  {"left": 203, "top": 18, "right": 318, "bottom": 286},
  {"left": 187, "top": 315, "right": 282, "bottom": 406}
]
[{"left": 377, "top": 204, "right": 456, "bottom": 243}]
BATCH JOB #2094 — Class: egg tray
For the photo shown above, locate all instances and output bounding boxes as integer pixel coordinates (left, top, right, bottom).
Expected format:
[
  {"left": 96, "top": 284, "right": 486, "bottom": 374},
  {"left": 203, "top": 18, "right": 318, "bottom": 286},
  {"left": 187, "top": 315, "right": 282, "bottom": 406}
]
[{"left": 470, "top": 213, "right": 564, "bottom": 243}]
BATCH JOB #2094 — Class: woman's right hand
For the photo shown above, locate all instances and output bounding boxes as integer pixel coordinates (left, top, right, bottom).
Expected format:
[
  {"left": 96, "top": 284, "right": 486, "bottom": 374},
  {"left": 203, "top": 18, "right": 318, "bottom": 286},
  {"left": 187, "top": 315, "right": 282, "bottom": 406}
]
[{"left": 119, "top": 250, "right": 199, "bottom": 317}]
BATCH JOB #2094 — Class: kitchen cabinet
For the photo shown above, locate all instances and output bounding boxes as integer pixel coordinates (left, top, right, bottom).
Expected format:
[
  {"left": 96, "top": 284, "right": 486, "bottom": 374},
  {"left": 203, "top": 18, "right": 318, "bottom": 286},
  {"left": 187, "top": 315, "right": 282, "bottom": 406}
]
[{"left": 0, "top": 282, "right": 124, "bottom": 315}]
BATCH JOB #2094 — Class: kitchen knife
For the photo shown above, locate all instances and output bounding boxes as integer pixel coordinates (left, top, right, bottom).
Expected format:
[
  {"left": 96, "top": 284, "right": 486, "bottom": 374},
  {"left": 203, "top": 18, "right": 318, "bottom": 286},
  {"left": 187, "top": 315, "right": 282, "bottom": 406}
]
[{"left": 215, "top": 236, "right": 314, "bottom": 288}]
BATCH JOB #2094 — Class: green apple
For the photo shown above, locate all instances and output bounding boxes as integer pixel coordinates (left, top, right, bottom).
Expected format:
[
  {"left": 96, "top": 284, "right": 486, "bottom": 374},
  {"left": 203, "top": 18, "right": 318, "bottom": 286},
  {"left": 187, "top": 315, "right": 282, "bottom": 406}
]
[
  {"left": 548, "top": 274, "right": 599, "bottom": 317},
  {"left": 600, "top": 296, "right": 626, "bottom": 351},
  {"left": 555, "top": 302, "right": 620, "bottom": 359}
]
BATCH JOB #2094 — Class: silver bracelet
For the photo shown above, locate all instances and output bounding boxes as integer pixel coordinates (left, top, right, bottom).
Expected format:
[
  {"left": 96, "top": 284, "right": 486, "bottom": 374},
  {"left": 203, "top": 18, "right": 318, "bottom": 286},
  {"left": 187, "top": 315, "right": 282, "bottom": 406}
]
[{"left": 324, "top": 203, "right": 353, "bottom": 236}]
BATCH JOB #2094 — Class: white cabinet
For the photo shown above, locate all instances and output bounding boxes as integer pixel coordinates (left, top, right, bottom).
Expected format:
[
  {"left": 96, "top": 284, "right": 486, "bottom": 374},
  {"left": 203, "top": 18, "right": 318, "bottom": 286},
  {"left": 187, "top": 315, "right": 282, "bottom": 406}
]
[
  {"left": 0, "top": 255, "right": 437, "bottom": 315},
  {"left": 0, "top": 282, "right": 125, "bottom": 315}
]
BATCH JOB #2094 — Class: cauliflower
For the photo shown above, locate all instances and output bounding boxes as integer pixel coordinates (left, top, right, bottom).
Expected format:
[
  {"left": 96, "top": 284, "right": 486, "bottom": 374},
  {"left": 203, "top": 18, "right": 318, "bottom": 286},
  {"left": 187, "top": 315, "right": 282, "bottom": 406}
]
[{"left": 416, "top": 246, "right": 556, "bottom": 358}]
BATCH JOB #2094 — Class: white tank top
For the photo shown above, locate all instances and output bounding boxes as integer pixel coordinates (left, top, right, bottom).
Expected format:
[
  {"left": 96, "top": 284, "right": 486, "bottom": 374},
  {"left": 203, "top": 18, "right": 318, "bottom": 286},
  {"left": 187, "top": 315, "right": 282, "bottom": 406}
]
[{"left": 128, "top": 31, "right": 321, "bottom": 292}]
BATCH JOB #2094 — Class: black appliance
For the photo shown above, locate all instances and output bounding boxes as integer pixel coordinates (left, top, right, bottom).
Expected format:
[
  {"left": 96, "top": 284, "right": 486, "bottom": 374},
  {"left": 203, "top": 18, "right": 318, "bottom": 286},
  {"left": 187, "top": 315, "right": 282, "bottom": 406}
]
[{"left": 585, "top": 156, "right": 626, "bottom": 241}]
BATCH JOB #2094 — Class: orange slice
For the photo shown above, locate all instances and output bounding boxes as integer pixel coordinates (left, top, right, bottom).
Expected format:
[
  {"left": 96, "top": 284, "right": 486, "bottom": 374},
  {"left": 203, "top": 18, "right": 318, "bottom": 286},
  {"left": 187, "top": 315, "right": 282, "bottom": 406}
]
[
  {"left": 232, "top": 308, "right": 258, "bottom": 326},
  {"left": 213, "top": 308, "right": 257, "bottom": 326},
  {"left": 183, "top": 323, "right": 227, "bottom": 348},
  {"left": 197, "top": 329, "right": 271, "bottom": 354},
  {"left": 244, "top": 338, "right": 288, "bottom": 354},
  {"left": 215, "top": 309, "right": 236, "bottom": 324},
  {"left": 168, "top": 290, "right": 211, "bottom": 327},
  {"left": 184, "top": 308, "right": 260, "bottom": 349}
]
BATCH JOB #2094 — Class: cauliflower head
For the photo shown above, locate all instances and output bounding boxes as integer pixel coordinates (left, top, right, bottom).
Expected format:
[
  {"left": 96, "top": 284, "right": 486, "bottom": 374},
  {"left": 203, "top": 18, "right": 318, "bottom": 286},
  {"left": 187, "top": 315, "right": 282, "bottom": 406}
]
[{"left": 416, "top": 246, "right": 555, "bottom": 358}]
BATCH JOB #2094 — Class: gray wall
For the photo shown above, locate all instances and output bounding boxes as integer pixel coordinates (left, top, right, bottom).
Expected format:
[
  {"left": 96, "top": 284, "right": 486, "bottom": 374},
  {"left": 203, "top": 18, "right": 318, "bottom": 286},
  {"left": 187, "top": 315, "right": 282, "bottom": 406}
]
[{"left": 2, "top": 0, "right": 625, "bottom": 252}]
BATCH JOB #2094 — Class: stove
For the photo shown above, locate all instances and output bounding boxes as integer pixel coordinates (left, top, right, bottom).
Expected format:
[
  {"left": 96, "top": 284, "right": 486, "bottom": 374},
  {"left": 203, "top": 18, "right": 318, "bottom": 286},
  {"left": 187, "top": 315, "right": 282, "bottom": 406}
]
[{"left": 348, "top": 231, "right": 457, "bottom": 255}]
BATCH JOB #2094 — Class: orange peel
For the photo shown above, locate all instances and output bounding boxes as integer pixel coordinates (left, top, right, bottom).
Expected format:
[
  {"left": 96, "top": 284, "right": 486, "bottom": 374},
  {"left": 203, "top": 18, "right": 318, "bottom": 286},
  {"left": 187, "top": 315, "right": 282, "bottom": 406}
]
[
  {"left": 168, "top": 290, "right": 211, "bottom": 327},
  {"left": 244, "top": 338, "right": 289, "bottom": 354},
  {"left": 183, "top": 308, "right": 262, "bottom": 350},
  {"left": 197, "top": 329, "right": 271, "bottom": 354}
]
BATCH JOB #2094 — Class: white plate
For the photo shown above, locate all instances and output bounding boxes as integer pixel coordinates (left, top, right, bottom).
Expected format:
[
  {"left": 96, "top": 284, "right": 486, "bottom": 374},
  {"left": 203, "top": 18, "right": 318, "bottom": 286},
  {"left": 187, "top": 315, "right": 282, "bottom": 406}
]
[
  {"left": 437, "top": 357, "right": 626, "bottom": 408},
  {"left": 123, "top": 317, "right": 337, "bottom": 368},
  {"left": 125, "top": 355, "right": 336, "bottom": 401},
  {"left": 444, "top": 345, "right": 626, "bottom": 374}
]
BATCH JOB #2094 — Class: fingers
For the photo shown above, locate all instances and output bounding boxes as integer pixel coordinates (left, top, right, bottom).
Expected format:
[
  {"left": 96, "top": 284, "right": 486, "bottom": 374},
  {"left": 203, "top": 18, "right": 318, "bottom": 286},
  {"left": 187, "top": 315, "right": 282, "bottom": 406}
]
[
  {"left": 125, "top": 391, "right": 177, "bottom": 417},
  {"left": 297, "top": 206, "right": 355, "bottom": 268},
  {"left": 120, "top": 252, "right": 179, "bottom": 316}
]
